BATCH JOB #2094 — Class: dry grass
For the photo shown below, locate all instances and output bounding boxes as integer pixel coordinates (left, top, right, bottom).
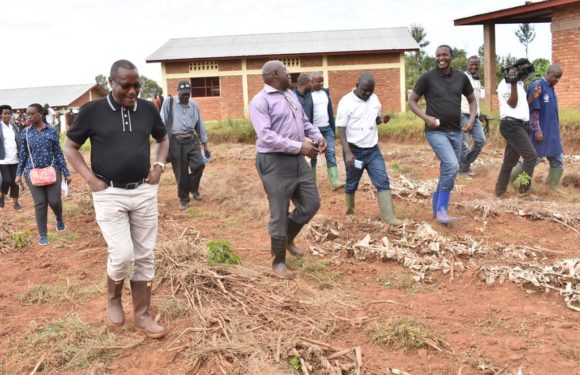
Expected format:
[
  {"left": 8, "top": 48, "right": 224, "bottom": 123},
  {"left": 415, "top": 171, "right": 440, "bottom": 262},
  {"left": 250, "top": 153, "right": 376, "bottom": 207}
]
[
  {"left": 9, "top": 315, "right": 141, "bottom": 372},
  {"left": 368, "top": 316, "right": 449, "bottom": 352}
]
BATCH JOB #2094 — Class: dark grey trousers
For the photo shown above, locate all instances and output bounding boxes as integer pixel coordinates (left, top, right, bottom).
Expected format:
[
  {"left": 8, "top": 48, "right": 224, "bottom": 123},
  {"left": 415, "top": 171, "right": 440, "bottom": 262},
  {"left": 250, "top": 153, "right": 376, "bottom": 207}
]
[
  {"left": 26, "top": 173, "right": 63, "bottom": 237},
  {"left": 168, "top": 135, "right": 204, "bottom": 203},
  {"left": 256, "top": 153, "right": 321, "bottom": 238},
  {"left": 495, "top": 118, "right": 538, "bottom": 195},
  {"left": 0, "top": 163, "right": 19, "bottom": 198}
]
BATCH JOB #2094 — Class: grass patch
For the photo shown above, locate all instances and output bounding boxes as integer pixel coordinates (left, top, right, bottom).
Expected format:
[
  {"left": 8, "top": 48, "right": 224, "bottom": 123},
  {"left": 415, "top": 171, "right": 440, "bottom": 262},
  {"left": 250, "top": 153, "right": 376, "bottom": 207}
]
[
  {"left": 381, "top": 268, "right": 421, "bottom": 293},
  {"left": 10, "top": 230, "right": 31, "bottom": 249},
  {"left": 19, "top": 281, "right": 100, "bottom": 305},
  {"left": 459, "top": 349, "right": 499, "bottom": 371},
  {"left": 205, "top": 118, "right": 256, "bottom": 143},
  {"left": 368, "top": 316, "right": 445, "bottom": 352},
  {"left": 378, "top": 111, "right": 423, "bottom": 141},
  {"left": 10, "top": 315, "right": 140, "bottom": 372},
  {"left": 158, "top": 297, "right": 189, "bottom": 319},
  {"left": 287, "top": 257, "right": 343, "bottom": 289},
  {"left": 63, "top": 192, "right": 95, "bottom": 218},
  {"left": 473, "top": 317, "right": 529, "bottom": 337},
  {"left": 207, "top": 240, "right": 241, "bottom": 266},
  {"left": 48, "top": 231, "right": 80, "bottom": 248},
  {"left": 556, "top": 344, "right": 580, "bottom": 361}
]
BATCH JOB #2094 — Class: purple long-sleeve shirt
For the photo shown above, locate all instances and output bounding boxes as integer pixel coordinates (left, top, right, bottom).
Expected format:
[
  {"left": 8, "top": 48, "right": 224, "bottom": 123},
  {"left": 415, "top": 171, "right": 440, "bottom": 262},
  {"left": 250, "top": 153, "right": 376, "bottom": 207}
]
[{"left": 249, "top": 84, "right": 323, "bottom": 154}]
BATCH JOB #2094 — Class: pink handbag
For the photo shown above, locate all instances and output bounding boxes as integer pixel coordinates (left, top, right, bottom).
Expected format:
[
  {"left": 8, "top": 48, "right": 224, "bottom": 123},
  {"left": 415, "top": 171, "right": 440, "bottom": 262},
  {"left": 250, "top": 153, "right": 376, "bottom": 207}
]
[{"left": 26, "top": 128, "right": 57, "bottom": 186}]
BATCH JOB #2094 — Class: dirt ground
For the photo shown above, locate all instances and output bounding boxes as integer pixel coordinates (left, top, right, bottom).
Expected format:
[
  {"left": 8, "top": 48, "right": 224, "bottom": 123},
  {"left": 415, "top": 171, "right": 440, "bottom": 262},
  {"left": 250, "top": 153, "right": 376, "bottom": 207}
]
[{"left": 0, "top": 139, "right": 579, "bottom": 375}]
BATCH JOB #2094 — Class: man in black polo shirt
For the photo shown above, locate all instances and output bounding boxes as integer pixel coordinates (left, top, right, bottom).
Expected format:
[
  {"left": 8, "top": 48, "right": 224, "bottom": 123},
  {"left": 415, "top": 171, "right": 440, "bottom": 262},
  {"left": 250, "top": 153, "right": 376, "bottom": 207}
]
[
  {"left": 64, "top": 60, "right": 169, "bottom": 338},
  {"left": 408, "top": 45, "right": 477, "bottom": 224}
]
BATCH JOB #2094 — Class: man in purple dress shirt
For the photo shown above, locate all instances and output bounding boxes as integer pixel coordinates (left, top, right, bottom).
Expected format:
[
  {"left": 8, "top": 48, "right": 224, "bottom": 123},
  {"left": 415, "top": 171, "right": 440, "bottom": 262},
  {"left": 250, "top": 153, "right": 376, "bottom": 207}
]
[{"left": 249, "top": 60, "right": 327, "bottom": 279}]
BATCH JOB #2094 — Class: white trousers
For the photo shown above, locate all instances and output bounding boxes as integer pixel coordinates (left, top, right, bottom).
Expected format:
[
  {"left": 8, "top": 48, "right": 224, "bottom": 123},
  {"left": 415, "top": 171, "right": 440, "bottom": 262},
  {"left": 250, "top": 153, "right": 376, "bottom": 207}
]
[{"left": 92, "top": 183, "right": 159, "bottom": 281}]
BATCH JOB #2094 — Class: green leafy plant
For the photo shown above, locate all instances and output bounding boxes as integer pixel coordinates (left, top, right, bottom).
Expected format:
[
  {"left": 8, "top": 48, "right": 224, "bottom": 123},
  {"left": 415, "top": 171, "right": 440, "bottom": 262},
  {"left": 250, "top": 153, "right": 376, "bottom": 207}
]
[
  {"left": 289, "top": 356, "right": 301, "bottom": 371},
  {"left": 11, "top": 230, "right": 31, "bottom": 249},
  {"left": 513, "top": 171, "right": 532, "bottom": 192},
  {"left": 207, "top": 240, "right": 240, "bottom": 266}
]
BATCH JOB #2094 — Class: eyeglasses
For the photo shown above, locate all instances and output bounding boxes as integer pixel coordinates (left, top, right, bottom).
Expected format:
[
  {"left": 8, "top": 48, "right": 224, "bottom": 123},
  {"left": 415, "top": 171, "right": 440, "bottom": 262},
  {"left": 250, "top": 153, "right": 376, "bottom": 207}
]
[{"left": 113, "top": 80, "right": 141, "bottom": 90}]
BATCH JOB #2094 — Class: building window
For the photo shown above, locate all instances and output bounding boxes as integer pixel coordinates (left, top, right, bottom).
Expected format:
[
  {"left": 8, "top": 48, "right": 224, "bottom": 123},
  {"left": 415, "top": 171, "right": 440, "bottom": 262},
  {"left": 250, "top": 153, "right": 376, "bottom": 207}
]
[
  {"left": 281, "top": 58, "right": 300, "bottom": 68},
  {"left": 289, "top": 73, "right": 301, "bottom": 89},
  {"left": 189, "top": 61, "right": 219, "bottom": 72},
  {"left": 191, "top": 77, "right": 220, "bottom": 97}
]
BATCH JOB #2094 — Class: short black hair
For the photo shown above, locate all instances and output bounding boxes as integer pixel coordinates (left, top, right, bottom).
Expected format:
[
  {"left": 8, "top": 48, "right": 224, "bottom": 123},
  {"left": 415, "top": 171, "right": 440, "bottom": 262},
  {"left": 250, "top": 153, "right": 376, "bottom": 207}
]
[
  {"left": 358, "top": 73, "right": 375, "bottom": 85},
  {"left": 28, "top": 103, "right": 43, "bottom": 113},
  {"left": 468, "top": 55, "right": 480, "bottom": 62},
  {"left": 0, "top": 104, "right": 12, "bottom": 113},
  {"left": 436, "top": 44, "right": 454, "bottom": 57},
  {"left": 514, "top": 58, "right": 532, "bottom": 68},
  {"left": 110, "top": 59, "right": 137, "bottom": 79}
]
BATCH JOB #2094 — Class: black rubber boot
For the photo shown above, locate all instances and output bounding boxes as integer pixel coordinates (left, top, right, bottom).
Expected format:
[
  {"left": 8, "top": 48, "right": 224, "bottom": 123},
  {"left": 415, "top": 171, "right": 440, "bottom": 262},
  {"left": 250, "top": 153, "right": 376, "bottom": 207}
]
[
  {"left": 286, "top": 220, "right": 305, "bottom": 256},
  {"left": 271, "top": 236, "right": 293, "bottom": 279}
]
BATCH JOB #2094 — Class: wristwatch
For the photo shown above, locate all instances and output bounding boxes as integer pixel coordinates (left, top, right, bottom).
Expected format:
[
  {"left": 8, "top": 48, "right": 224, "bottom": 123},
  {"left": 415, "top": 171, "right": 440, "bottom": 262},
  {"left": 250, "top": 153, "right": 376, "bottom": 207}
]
[{"left": 153, "top": 161, "right": 165, "bottom": 172}]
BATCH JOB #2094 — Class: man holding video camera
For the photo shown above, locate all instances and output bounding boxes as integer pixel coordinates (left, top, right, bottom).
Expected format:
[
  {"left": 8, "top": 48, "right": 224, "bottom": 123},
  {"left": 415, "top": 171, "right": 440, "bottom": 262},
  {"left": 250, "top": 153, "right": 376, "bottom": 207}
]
[{"left": 495, "top": 58, "right": 541, "bottom": 196}]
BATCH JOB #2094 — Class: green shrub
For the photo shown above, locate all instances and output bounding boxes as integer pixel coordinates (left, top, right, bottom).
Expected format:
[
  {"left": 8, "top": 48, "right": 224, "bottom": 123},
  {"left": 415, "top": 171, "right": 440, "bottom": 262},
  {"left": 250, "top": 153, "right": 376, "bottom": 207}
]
[{"left": 207, "top": 240, "right": 240, "bottom": 266}]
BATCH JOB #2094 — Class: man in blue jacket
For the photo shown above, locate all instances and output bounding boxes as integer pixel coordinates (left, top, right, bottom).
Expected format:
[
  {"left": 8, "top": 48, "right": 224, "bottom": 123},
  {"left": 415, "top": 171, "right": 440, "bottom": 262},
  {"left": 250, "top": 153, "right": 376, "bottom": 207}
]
[{"left": 527, "top": 64, "right": 564, "bottom": 190}]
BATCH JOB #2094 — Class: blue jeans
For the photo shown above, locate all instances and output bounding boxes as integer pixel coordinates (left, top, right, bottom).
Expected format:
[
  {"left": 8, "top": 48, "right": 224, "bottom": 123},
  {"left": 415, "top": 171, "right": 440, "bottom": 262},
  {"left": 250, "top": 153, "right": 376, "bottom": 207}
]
[
  {"left": 459, "top": 114, "right": 486, "bottom": 172},
  {"left": 543, "top": 155, "right": 564, "bottom": 169},
  {"left": 426, "top": 130, "right": 462, "bottom": 192},
  {"left": 344, "top": 144, "right": 390, "bottom": 194},
  {"left": 310, "top": 126, "right": 337, "bottom": 168}
]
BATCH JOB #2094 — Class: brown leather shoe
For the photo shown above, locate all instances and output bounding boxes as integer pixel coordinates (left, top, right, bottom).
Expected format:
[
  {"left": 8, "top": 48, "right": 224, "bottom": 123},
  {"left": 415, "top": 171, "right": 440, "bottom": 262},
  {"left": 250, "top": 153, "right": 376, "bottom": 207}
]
[
  {"left": 271, "top": 237, "right": 293, "bottom": 279},
  {"left": 130, "top": 280, "right": 167, "bottom": 338},
  {"left": 106, "top": 276, "right": 125, "bottom": 328}
]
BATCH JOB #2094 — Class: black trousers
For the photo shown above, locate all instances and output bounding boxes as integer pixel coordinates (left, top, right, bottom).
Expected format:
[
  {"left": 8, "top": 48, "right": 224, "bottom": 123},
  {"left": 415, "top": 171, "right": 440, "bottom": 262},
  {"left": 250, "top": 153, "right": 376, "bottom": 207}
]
[
  {"left": 26, "top": 173, "right": 63, "bottom": 237},
  {"left": 495, "top": 118, "right": 537, "bottom": 195},
  {"left": 256, "top": 153, "right": 321, "bottom": 238},
  {"left": 0, "top": 163, "right": 19, "bottom": 198},
  {"left": 168, "top": 135, "right": 204, "bottom": 203}
]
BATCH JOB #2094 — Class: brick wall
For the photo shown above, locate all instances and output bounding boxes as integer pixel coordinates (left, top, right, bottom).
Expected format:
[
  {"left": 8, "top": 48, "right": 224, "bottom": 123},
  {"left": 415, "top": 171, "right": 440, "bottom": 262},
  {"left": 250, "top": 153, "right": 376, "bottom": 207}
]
[
  {"left": 552, "top": 4, "right": 580, "bottom": 109},
  {"left": 329, "top": 68, "right": 400, "bottom": 113},
  {"left": 69, "top": 88, "right": 107, "bottom": 108},
  {"left": 164, "top": 52, "right": 404, "bottom": 120}
]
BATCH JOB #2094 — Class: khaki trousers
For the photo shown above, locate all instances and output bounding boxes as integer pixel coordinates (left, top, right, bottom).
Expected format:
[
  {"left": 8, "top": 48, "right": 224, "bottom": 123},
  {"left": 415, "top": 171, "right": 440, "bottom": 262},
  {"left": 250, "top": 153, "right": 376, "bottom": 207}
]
[{"left": 92, "top": 183, "right": 159, "bottom": 281}]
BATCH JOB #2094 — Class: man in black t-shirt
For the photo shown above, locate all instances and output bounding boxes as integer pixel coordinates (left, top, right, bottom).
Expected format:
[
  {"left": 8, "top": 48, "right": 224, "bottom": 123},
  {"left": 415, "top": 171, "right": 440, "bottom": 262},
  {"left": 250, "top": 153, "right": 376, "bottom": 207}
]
[
  {"left": 64, "top": 60, "right": 169, "bottom": 339},
  {"left": 408, "top": 45, "right": 477, "bottom": 224}
]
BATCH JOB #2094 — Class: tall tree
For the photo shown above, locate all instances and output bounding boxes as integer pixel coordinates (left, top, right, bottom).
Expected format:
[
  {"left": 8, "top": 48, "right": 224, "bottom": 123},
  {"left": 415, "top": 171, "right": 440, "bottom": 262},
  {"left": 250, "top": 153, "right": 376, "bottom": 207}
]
[
  {"left": 410, "top": 24, "right": 430, "bottom": 50},
  {"left": 139, "top": 76, "right": 162, "bottom": 100},
  {"left": 95, "top": 74, "right": 109, "bottom": 91},
  {"left": 515, "top": 23, "right": 536, "bottom": 58}
]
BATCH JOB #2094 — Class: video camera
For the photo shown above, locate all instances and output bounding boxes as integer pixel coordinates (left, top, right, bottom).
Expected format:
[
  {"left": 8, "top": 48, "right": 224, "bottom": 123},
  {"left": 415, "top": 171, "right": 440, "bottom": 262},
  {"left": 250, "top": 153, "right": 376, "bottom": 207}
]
[{"left": 502, "top": 59, "right": 535, "bottom": 84}]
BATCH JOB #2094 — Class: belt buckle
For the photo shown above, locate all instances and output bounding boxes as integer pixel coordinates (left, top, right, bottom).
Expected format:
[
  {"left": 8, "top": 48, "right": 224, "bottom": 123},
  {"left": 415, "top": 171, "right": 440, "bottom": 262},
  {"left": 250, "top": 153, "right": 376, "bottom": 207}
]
[{"left": 125, "top": 182, "right": 139, "bottom": 189}]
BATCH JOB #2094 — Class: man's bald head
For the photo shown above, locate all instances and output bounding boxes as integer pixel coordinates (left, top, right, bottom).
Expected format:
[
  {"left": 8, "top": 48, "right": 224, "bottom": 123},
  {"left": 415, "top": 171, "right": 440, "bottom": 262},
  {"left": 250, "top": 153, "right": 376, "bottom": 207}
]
[
  {"left": 261, "top": 60, "right": 290, "bottom": 90},
  {"left": 546, "top": 64, "right": 563, "bottom": 87},
  {"left": 358, "top": 73, "right": 375, "bottom": 86},
  {"left": 354, "top": 73, "right": 375, "bottom": 101}
]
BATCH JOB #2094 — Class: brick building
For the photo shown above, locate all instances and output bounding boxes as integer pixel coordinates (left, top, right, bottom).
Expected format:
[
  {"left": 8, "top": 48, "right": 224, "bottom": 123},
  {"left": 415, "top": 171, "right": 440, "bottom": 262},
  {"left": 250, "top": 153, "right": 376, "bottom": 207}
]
[
  {"left": 455, "top": 0, "right": 580, "bottom": 111},
  {"left": 147, "top": 28, "right": 418, "bottom": 121}
]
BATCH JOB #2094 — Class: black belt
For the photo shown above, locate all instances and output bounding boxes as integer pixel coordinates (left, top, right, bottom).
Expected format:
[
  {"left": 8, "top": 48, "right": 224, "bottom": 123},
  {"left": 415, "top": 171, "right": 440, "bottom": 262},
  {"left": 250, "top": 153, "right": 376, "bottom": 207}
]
[
  {"left": 349, "top": 143, "right": 376, "bottom": 150},
  {"left": 96, "top": 175, "right": 145, "bottom": 190},
  {"left": 503, "top": 116, "right": 529, "bottom": 126},
  {"left": 172, "top": 133, "right": 196, "bottom": 140}
]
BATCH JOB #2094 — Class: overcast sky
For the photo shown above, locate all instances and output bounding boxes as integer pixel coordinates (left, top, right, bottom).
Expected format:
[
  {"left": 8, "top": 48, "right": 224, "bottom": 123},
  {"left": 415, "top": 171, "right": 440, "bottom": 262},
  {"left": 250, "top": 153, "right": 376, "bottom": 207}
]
[{"left": 1, "top": 0, "right": 551, "bottom": 90}]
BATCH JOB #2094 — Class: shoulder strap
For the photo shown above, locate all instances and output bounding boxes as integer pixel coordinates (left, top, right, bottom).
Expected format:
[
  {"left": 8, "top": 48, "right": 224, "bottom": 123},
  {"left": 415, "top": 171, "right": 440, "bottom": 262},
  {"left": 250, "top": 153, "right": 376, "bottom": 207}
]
[
  {"left": 26, "top": 127, "right": 35, "bottom": 169},
  {"left": 167, "top": 96, "right": 174, "bottom": 132}
]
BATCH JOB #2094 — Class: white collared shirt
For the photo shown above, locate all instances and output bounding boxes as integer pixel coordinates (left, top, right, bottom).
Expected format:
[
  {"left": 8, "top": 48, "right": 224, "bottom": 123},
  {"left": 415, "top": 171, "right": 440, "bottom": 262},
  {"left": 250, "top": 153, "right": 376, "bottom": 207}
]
[
  {"left": 461, "top": 72, "right": 481, "bottom": 115},
  {"left": 336, "top": 90, "right": 381, "bottom": 148},
  {"left": 311, "top": 90, "right": 330, "bottom": 127},
  {"left": 497, "top": 80, "right": 530, "bottom": 121},
  {"left": 0, "top": 121, "right": 18, "bottom": 164}
]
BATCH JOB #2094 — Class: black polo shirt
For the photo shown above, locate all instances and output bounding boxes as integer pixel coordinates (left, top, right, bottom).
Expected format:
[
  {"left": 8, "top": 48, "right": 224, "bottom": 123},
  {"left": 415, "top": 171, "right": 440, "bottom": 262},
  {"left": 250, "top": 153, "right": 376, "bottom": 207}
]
[
  {"left": 413, "top": 68, "right": 474, "bottom": 131},
  {"left": 67, "top": 93, "right": 167, "bottom": 183}
]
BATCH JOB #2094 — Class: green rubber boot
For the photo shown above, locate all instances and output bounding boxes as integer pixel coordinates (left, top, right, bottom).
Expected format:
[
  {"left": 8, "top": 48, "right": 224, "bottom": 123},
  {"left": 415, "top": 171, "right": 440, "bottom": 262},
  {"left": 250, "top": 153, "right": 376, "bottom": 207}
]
[
  {"left": 547, "top": 167, "right": 564, "bottom": 190},
  {"left": 312, "top": 166, "right": 317, "bottom": 181},
  {"left": 345, "top": 193, "right": 355, "bottom": 215},
  {"left": 509, "top": 162, "right": 524, "bottom": 186},
  {"left": 377, "top": 190, "right": 404, "bottom": 226},
  {"left": 327, "top": 166, "right": 345, "bottom": 191}
]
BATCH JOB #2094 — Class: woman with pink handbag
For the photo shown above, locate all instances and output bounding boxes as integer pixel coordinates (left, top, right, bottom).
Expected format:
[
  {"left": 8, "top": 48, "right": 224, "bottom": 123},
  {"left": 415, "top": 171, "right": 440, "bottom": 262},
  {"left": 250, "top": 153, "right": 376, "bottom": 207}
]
[{"left": 15, "top": 103, "right": 72, "bottom": 246}]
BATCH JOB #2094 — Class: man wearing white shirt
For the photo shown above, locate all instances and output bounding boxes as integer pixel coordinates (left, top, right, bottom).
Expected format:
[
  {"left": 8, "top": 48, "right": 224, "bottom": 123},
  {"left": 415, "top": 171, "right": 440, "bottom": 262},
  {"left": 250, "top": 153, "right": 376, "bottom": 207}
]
[
  {"left": 459, "top": 56, "right": 486, "bottom": 176},
  {"left": 495, "top": 58, "right": 540, "bottom": 196},
  {"left": 309, "top": 72, "right": 344, "bottom": 190},
  {"left": 336, "top": 74, "right": 402, "bottom": 225},
  {"left": 0, "top": 105, "right": 22, "bottom": 210}
]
